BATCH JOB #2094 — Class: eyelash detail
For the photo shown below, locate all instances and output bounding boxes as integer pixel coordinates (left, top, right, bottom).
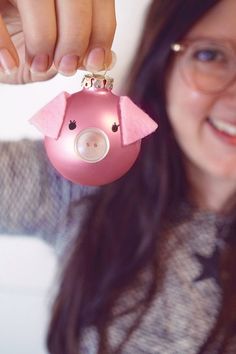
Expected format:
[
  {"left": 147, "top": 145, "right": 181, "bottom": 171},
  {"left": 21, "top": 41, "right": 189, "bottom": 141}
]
[
  {"left": 69, "top": 120, "right": 77, "bottom": 130},
  {"left": 112, "top": 123, "right": 120, "bottom": 132}
]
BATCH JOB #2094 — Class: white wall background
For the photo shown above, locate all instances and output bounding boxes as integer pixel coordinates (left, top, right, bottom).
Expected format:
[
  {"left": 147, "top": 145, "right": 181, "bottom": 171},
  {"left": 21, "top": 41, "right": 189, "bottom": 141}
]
[{"left": 0, "top": 1, "right": 151, "bottom": 354}]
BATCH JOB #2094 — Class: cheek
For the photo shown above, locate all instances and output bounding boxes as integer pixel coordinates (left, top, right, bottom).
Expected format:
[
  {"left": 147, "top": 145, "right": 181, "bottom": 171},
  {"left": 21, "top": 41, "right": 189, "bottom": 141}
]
[{"left": 166, "top": 66, "right": 215, "bottom": 142}]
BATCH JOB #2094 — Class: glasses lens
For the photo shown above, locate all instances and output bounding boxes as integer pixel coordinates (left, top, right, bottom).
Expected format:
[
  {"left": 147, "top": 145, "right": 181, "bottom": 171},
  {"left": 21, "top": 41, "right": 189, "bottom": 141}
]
[{"left": 180, "top": 40, "right": 236, "bottom": 93}]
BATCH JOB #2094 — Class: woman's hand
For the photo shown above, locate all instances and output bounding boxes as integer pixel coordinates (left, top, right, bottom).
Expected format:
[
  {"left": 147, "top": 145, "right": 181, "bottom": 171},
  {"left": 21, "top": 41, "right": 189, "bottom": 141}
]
[{"left": 0, "top": 0, "right": 116, "bottom": 84}]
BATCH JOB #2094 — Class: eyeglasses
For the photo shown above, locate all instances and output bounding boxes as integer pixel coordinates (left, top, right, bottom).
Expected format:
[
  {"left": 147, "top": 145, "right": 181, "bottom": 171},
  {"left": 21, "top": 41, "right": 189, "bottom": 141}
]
[{"left": 171, "top": 38, "right": 236, "bottom": 94}]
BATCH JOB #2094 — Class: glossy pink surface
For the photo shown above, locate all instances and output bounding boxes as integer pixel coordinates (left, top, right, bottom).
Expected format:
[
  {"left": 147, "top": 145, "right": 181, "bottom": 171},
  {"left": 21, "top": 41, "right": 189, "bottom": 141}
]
[{"left": 45, "top": 88, "right": 141, "bottom": 185}]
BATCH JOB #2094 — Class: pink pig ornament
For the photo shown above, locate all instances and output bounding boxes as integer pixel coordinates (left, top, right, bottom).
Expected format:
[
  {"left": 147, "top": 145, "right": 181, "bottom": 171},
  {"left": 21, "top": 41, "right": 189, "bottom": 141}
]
[{"left": 30, "top": 74, "right": 158, "bottom": 186}]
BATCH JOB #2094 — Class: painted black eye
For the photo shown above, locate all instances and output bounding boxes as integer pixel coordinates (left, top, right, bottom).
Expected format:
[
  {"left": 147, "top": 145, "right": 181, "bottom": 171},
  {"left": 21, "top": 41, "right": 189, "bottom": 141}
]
[
  {"left": 112, "top": 123, "right": 120, "bottom": 132},
  {"left": 69, "top": 120, "right": 77, "bottom": 130}
]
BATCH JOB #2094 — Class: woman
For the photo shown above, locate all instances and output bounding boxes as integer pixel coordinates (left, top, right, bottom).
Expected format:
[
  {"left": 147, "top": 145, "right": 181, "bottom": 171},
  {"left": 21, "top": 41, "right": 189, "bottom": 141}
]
[
  {"left": 0, "top": 0, "right": 236, "bottom": 353},
  {"left": 46, "top": 0, "right": 236, "bottom": 353}
]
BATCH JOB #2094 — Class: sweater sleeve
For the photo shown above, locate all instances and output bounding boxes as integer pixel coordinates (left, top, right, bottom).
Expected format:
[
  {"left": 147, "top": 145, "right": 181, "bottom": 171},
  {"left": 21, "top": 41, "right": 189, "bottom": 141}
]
[{"left": 0, "top": 139, "right": 90, "bottom": 250}]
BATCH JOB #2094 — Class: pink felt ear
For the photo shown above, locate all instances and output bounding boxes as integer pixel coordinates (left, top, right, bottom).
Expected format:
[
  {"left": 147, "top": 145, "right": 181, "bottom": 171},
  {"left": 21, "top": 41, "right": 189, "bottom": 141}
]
[
  {"left": 119, "top": 96, "right": 158, "bottom": 145},
  {"left": 29, "top": 92, "right": 71, "bottom": 139}
]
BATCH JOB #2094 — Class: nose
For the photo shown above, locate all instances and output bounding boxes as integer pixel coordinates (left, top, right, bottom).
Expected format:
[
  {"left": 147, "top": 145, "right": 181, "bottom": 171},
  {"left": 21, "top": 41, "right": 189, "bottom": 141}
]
[
  {"left": 217, "top": 79, "right": 236, "bottom": 112},
  {"left": 222, "top": 77, "right": 236, "bottom": 97},
  {"left": 74, "top": 128, "right": 110, "bottom": 163}
]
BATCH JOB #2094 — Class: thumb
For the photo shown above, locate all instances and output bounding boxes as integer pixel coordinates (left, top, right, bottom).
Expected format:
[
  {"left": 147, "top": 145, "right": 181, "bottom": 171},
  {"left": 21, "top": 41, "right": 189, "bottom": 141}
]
[{"left": 0, "top": 14, "right": 19, "bottom": 74}]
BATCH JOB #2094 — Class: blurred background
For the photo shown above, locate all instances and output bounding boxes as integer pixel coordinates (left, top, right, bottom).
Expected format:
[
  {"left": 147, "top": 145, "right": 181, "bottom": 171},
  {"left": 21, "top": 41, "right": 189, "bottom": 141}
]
[{"left": 0, "top": 1, "right": 151, "bottom": 353}]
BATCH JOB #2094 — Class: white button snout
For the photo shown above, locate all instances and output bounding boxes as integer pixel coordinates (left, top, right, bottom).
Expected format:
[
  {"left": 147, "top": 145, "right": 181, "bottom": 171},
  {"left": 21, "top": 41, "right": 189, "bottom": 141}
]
[{"left": 74, "top": 128, "right": 110, "bottom": 163}]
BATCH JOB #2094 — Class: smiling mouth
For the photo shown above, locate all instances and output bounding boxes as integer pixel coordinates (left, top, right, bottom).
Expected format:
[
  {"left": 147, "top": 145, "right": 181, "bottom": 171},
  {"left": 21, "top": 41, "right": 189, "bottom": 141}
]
[{"left": 207, "top": 118, "right": 236, "bottom": 137}]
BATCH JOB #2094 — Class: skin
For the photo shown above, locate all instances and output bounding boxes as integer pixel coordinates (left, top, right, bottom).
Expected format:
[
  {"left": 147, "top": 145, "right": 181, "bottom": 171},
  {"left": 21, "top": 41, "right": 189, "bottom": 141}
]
[
  {"left": 166, "top": 0, "right": 236, "bottom": 212},
  {"left": 0, "top": 0, "right": 116, "bottom": 83}
]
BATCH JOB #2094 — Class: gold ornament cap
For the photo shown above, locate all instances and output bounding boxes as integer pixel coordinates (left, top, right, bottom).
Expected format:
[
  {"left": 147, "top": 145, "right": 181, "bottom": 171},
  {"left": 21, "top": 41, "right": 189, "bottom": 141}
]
[{"left": 81, "top": 73, "right": 114, "bottom": 90}]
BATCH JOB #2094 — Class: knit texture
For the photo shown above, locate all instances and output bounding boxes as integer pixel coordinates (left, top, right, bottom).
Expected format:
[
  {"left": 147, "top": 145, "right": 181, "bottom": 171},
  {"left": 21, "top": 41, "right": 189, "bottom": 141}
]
[
  {"left": 0, "top": 139, "right": 94, "bottom": 256},
  {"left": 0, "top": 139, "right": 235, "bottom": 353},
  {"left": 79, "top": 210, "right": 236, "bottom": 353}
]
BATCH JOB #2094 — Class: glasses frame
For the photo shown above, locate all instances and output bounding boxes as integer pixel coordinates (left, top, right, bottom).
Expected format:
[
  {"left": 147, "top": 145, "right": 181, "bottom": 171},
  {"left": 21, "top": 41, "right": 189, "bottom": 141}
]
[{"left": 170, "top": 38, "right": 236, "bottom": 94}]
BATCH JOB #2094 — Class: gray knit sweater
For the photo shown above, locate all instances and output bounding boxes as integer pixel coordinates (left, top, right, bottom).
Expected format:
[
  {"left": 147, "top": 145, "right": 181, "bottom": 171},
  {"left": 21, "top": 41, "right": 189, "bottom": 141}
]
[
  {"left": 0, "top": 139, "right": 235, "bottom": 353},
  {"left": 0, "top": 139, "right": 96, "bottom": 256}
]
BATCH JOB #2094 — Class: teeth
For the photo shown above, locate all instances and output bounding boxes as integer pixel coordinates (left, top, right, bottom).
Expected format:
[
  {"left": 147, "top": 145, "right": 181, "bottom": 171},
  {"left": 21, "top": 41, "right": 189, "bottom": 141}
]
[{"left": 209, "top": 119, "right": 236, "bottom": 136}]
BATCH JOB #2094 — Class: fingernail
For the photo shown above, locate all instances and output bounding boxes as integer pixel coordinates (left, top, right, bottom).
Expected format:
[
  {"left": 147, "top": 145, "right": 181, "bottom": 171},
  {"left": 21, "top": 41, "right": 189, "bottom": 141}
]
[
  {"left": 0, "top": 48, "right": 17, "bottom": 74},
  {"left": 85, "top": 48, "right": 105, "bottom": 72},
  {"left": 30, "top": 54, "right": 49, "bottom": 73},
  {"left": 107, "top": 51, "right": 117, "bottom": 70},
  {"left": 58, "top": 55, "right": 79, "bottom": 76}
]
